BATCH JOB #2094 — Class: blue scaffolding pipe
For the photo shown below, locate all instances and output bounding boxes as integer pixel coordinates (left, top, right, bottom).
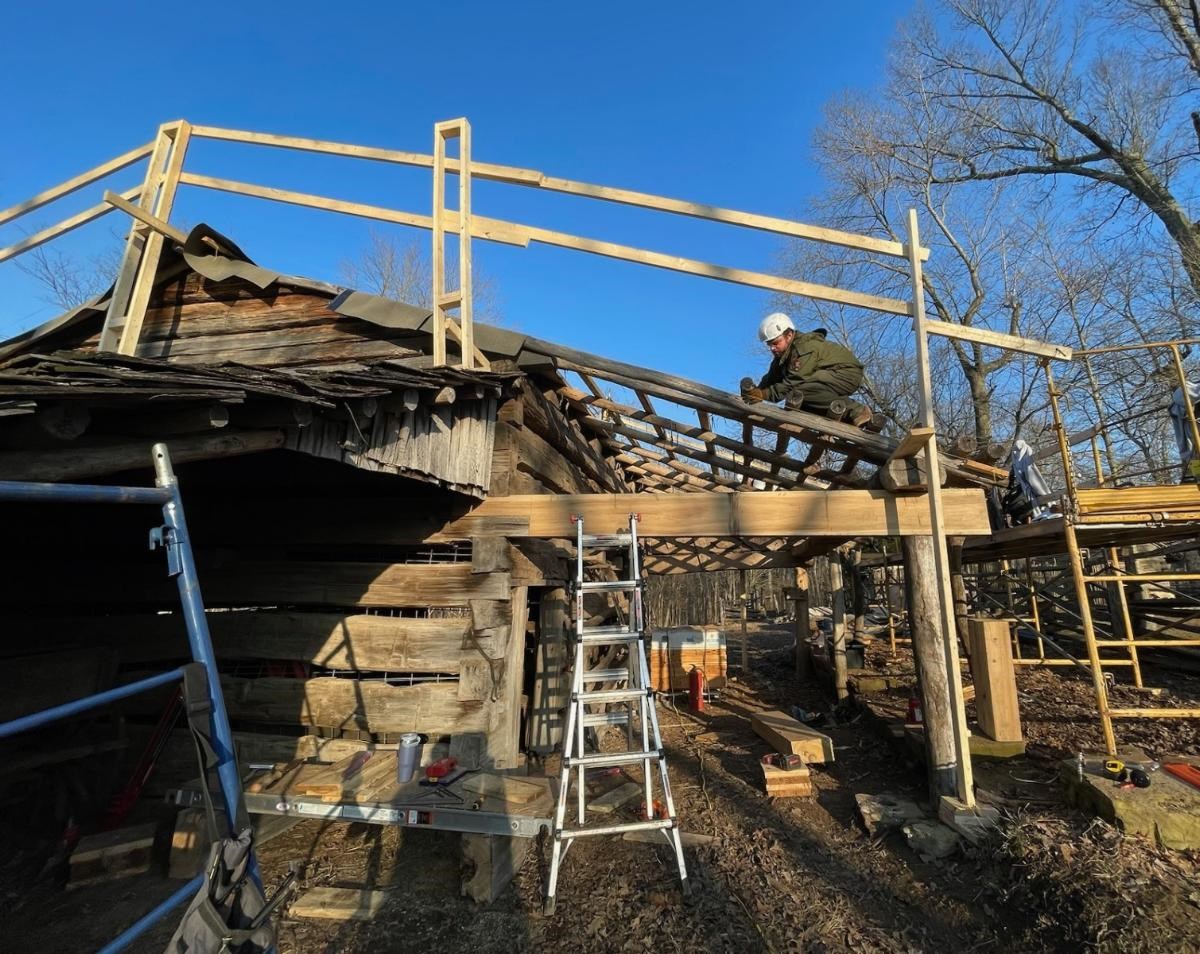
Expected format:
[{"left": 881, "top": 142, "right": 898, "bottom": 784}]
[
  {"left": 0, "top": 444, "right": 266, "bottom": 952},
  {"left": 96, "top": 873, "right": 204, "bottom": 954},
  {"left": 0, "top": 667, "right": 186, "bottom": 739},
  {"left": 0, "top": 481, "right": 170, "bottom": 506},
  {"left": 150, "top": 445, "right": 246, "bottom": 845}
]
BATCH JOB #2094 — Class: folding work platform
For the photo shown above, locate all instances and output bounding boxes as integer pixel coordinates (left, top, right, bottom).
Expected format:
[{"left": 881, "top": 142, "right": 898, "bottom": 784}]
[{"left": 0, "top": 443, "right": 257, "bottom": 953}]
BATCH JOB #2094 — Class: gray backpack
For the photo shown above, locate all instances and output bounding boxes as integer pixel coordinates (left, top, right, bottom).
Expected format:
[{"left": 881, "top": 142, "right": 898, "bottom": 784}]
[{"left": 164, "top": 828, "right": 275, "bottom": 953}]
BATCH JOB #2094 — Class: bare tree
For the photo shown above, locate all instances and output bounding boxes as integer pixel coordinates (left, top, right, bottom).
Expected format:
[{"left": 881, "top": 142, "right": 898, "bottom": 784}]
[
  {"left": 17, "top": 242, "right": 123, "bottom": 311},
  {"left": 907, "top": 0, "right": 1200, "bottom": 299},
  {"left": 779, "top": 85, "right": 1065, "bottom": 445},
  {"left": 340, "top": 228, "right": 504, "bottom": 325}
]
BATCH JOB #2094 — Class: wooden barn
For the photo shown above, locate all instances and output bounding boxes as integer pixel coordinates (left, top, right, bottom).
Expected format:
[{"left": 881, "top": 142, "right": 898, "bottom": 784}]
[{"left": 0, "top": 221, "right": 997, "bottom": 809}]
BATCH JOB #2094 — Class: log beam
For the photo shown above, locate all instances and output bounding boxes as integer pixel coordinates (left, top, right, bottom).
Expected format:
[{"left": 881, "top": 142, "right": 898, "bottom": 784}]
[{"left": 465, "top": 490, "right": 990, "bottom": 538}]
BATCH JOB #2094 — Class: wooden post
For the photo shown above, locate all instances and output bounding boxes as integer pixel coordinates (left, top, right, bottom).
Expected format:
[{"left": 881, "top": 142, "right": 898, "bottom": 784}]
[
  {"left": 100, "top": 120, "right": 192, "bottom": 354},
  {"left": 830, "top": 554, "right": 848, "bottom": 701},
  {"left": 850, "top": 549, "right": 867, "bottom": 638},
  {"left": 884, "top": 562, "right": 897, "bottom": 654},
  {"left": 526, "top": 587, "right": 568, "bottom": 754},
  {"left": 902, "top": 534, "right": 959, "bottom": 802},
  {"left": 966, "top": 617, "right": 1023, "bottom": 743},
  {"left": 906, "top": 209, "right": 974, "bottom": 807},
  {"left": 1107, "top": 546, "right": 1143, "bottom": 688},
  {"left": 738, "top": 568, "right": 748, "bottom": 672},
  {"left": 793, "top": 566, "right": 812, "bottom": 679},
  {"left": 949, "top": 536, "right": 970, "bottom": 663}
]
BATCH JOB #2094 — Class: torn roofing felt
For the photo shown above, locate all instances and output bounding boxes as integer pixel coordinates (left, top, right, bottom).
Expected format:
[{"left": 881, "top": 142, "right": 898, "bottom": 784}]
[{"left": 327, "top": 289, "right": 552, "bottom": 370}]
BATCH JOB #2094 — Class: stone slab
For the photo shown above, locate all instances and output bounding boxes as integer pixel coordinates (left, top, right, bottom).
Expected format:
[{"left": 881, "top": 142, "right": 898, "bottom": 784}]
[
  {"left": 1059, "top": 754, "right": 1200, "bottom": 850},
  {"left": 854, "top": 792, "right": 925, "bottom": 837}
]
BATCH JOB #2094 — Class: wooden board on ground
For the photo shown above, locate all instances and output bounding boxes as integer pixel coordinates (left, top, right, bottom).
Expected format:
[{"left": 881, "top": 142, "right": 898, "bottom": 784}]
[
  {"left": 290, "top": 887, "right": 392, "bottom": 922},
  {"left": 460, "top": 772, "right": 545, "bottom": 805},
  {"left": 762, "top": 762, "right": 813, "bottom": 798},
  {"left": 751, "top": 710, "right": 835, "bottom": 764},
  {"left": 70, "top": 822, "right": 157, "bottom": 887},
  {"left": 590, "top": 782, "right": 642, "bottom": 814}
]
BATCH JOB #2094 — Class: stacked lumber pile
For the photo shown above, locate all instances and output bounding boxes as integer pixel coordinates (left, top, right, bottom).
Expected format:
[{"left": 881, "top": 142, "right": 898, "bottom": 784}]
[{"left": 751, "top": 709, "right": 835, "bottom": 799}]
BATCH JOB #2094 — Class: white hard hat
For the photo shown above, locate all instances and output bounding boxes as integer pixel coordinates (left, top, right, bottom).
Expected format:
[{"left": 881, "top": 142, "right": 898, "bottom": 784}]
[{"left": 758, "top": 312, "right": 795, "bottom": 343}]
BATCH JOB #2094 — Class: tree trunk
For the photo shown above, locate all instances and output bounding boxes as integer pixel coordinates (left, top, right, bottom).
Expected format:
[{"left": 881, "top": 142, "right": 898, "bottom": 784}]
[{"left": 963, "top": 364, "right": 993, "bottom": 447}]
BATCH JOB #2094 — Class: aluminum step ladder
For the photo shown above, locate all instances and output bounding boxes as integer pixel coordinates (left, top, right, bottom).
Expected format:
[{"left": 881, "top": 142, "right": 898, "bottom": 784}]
[{"left": 543, "top": 513, "right": 689, "bottom": 916}]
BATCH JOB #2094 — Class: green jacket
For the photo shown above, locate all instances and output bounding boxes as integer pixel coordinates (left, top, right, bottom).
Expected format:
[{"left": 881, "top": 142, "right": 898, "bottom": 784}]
[{"left": 757, "top": 330, "right": 863, "bottom": 402}]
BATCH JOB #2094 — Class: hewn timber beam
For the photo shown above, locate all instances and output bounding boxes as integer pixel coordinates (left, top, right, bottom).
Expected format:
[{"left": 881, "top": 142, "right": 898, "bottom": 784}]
[
  {"left": 596, "top": 422, "right": 797, "bottom": 488},
  {"left": 468, "top": 490, "right": 991, "bottom": 537},
  {"left": 560, "top": 384, "right": 804, "bottom": 478},
  {"left": 525, "top": 338, "right": 898, "bottom": 462},
  {"left": 619, "top": 438, "right": 795, "bottom": 490},
  {"left": 0, "top": 430, "right": 285, "bottom": 482}
]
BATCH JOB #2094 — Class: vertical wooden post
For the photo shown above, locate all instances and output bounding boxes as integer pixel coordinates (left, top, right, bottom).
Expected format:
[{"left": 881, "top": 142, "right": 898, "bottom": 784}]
[
  {"left": 949, "top": 536, "right": 969, "bottom": 663},
  {"left": 850, "top": 549, "right": 866, "bottom": 638},
  {"left": 884, "top": 562, "right": 897, "bottom": 654},
  {"left": 967, "top": 617, "right": 1023, "bottom": 743},
  {"left": 457, "top": 119, "right": 474, "bottom": 369},
  {"left": 738, "top": 568, "right": 748, "bottom": 672},
  {"left": 526, "top": 587, "right": 568, "bottom": 754},
  {"left": 793, "top": 566, "right": 812, "bottom": 679},
  {"left": 100, "top": 120, "right": 191, "bottom": 354},
  {"left": 1025, "top": 558, "right": 1045, "bottom": 660},
  {"left": 830, "top": 554, "right": 848, "bottom": 701},
  {"left": 902, "top": 535, "right": 959, "bottom": 801},
  {"left": 907, "top": 208, "right": 973, "bottom": 806},
  {"left": 1108, "top": 546, "right": 1143, "bottom": 688},
  {"left": 432, "top": 124, "right": 447, "bottom": 366},
  {"left": 1047, "top": 361, "right": 1118, "bottom": 755}
]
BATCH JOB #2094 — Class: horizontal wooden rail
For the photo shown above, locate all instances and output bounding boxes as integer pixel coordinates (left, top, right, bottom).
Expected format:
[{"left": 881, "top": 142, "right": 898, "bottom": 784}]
[
  {"left": 925, "top": 319, "right": 1072, "bottom": 362},
  {"left": 190, "top": 124, "right": 927, "bottom": 260},
  {"left": 178, "top": 172, "right": 530, "bottom": 247},
  {"left": 0, "top": 142, "right": 153, "bottom": 228},
  {"left": 0, "top": 187, "right": 141, "bottom": 264},
  {"left": 179, "top": 171, "right": 911, "bottom": 315},
  {"left": 1074, "top": 337, "right": 1200, "bottom": 357}
]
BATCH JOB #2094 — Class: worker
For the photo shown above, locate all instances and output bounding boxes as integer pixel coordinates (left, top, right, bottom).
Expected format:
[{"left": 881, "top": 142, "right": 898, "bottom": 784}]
[{"left": 740, "top": 313, "right": 871, "bottom": 426}]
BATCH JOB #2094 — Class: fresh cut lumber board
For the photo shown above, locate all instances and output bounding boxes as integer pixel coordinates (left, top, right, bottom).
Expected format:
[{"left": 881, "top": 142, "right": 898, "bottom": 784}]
[
  {"left": 751, "top": 710, "right": 835, "bottom": 764},
  {"left": 460, "top": 773, "right": 545, "bottom": 804},
  {"left": 761, "top": 762, "right": 813, "bottom": 798},
  {"left": 290, "top": 887, "right": 393, "bottom": 921}
]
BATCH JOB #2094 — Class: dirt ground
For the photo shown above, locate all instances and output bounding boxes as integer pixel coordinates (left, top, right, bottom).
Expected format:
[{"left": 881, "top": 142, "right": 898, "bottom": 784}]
[{"left": 11, "top": 621, "right": 1200, "bottom": 953}]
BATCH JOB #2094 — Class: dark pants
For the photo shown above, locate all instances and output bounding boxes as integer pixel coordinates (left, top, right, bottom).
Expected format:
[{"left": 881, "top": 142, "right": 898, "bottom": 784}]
[{"left": 781, "top": 365, "right": 864, "bottom": 415}]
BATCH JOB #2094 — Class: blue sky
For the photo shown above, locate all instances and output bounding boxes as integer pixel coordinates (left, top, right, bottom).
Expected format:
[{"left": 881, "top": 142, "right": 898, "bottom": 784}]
[{"left": 0, "top": 1, "right": 912, "bottom": 391}]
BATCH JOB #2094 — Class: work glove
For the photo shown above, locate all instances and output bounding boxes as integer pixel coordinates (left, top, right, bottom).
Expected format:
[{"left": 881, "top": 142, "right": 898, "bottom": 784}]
[{"left": 739, "top": 377, "right": 766, "bottom": 403}]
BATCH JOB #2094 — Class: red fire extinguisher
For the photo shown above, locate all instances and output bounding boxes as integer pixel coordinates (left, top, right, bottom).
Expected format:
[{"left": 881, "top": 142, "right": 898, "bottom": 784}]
[
  {"left": 906, "top": 692, "right": 923, "bottom": 725},
  {"left": 688, "top": 666, "right": 706, "bottom": 713}
]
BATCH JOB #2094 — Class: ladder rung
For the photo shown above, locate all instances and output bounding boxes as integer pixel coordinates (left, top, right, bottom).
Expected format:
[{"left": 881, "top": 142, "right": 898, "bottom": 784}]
[
  {"left": 580, "top": 533, "right": 633, "bottom": 548},
  {"left": 580, "top": 580, "right": 640, "bottom": 592},
  {"left": 581, "top": 668, "right": 630, "bottom": 683},
  {"left": 582, "top": 711, "right": 630, "bottom": 727},
  {"left": 565, "top": 750, "right": 660, "bottom": 769},
  {"left": 558, "top": 818, "right": 674, "bottom": 840},
  {"left": 437, "top": 291, "right": 462, "bottom": 308},
  {"left": 576, "top": 688, "right": 647, "bottom": 704},
  {"left": 580, "top": 633, "right": 640, "bottom": 645}
]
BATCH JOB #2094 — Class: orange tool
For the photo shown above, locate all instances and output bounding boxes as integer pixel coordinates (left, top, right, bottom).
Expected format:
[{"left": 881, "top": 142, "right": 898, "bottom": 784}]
[{"left": 1163, "top": 763, "right": 1200, "bottom": 792}]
